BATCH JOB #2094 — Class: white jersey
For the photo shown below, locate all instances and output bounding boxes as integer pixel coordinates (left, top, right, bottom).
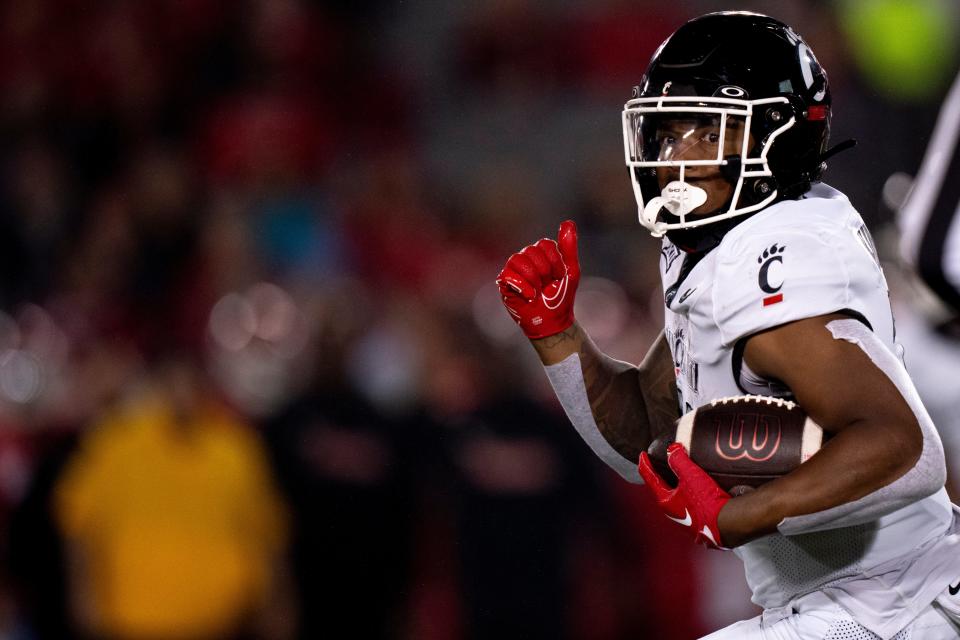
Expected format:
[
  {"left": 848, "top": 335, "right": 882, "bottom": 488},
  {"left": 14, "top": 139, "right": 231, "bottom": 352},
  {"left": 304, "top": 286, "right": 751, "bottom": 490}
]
[{"left": 659, "top": 183, "right": 960, "bottom": 638}]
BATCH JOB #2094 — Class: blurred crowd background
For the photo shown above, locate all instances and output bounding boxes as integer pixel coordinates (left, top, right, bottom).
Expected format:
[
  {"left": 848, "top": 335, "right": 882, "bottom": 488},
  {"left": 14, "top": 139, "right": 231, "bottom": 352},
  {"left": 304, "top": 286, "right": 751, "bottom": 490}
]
[{"left": 0, "top": 0, "right": 958, "bottom": 639}]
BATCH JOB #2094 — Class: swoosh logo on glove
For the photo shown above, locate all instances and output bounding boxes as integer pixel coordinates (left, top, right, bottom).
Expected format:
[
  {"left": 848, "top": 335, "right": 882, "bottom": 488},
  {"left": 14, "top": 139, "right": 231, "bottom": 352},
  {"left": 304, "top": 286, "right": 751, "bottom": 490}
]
[
  {"left": 541, "top": 274, "right": 569, "bottom": 310},
  {"left": 666, "top": 509, "right": 693, "bottom": 527},
  {"left": 950, "top": 580, "right": 960, "bottom": 596},
  {"left": 700, "top": 526, "right": 719, "bottom": 547}
]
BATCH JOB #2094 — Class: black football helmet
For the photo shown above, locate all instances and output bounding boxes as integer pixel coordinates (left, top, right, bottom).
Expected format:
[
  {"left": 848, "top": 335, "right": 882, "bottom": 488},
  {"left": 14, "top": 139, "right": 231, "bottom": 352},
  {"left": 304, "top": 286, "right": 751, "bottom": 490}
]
[{"left": 623, "top": 12, "right": 832, "bottom": 241}]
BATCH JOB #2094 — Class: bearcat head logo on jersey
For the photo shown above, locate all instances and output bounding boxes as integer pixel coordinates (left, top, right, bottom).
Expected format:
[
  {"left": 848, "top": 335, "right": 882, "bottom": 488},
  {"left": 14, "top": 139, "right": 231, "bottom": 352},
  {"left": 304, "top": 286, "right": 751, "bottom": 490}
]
[
  {"left": 622, "top": 12, "right": 839, "bottom": 251},
  {"left": 758, "top": 244, "right": 786, "bottom": 306}
]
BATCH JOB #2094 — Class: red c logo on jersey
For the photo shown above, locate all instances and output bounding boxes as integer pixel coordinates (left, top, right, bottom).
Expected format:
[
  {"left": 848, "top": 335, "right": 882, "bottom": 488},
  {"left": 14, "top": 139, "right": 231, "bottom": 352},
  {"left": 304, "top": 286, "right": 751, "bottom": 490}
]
[{"left": 714, "top": 413, "right": 782, "bottom": 462}]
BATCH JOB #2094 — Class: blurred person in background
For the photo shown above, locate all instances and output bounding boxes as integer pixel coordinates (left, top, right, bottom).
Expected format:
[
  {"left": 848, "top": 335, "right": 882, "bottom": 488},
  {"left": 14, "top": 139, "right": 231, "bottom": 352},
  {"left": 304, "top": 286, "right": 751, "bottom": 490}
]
[
  {"left": 261, "top": 284, "right": 419, "bottom": 640},
  {"left": 897, "top": 66, "right": 960, "bottom": 500},
  {"left": 417, "top": 311, "right": 600, "bottom": 640},
  {"left": 7, "top": 337, "right": 145, "bottom": 640},
  {"left": 53, "top": 352, "right": 294, "bottom": 640},
  {"left": 423, "top": 330, "right": 707, "bottom": 640}
]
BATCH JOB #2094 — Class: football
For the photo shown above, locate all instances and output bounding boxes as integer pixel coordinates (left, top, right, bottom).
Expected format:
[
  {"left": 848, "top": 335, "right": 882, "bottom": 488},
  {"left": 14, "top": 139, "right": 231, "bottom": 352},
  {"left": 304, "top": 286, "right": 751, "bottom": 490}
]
[{"left": 647, "top": 395, "right": 824, "bottom": 496}]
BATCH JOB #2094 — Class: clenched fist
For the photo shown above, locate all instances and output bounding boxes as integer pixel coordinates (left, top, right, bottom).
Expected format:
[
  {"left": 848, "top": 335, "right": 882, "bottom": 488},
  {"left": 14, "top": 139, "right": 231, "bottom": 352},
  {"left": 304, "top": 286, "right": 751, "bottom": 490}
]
[{"left": 497, "top": 220, "right": 581, "bottom": 339}]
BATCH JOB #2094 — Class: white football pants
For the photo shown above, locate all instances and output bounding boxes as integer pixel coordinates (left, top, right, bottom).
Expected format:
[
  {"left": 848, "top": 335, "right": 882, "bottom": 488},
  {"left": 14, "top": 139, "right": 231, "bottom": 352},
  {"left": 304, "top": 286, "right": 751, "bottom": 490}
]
[{"left": 700, "top": 586, "right": 960, "bottom": 640}]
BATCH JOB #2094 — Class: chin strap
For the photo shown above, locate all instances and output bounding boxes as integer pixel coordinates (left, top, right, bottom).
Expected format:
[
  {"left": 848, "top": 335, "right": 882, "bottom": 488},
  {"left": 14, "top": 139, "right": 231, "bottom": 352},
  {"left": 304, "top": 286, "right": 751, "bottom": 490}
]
[{"left": 820, "top": 138, "right": 857, "bottom": 164}]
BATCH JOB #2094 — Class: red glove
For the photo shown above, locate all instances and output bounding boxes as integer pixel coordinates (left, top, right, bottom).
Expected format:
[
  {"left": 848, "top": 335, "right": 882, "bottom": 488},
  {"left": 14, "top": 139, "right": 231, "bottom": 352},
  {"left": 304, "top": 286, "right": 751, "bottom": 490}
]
[
  {"left": 638, "top": 443, "right": 731, "bottom": 549},
  {"left": 496, "top": 220, "right": 581, "bottom": 339}
]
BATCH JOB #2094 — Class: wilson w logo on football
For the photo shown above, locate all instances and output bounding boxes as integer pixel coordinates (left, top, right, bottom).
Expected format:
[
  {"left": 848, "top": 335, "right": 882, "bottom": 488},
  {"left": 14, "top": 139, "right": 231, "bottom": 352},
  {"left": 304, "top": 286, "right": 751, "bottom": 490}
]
[
  {"left": 649, "top": 395, "right": 825, "bottom": 494},
  {"left": 712, "top": 413, "right": 782, "bottom": 462}
]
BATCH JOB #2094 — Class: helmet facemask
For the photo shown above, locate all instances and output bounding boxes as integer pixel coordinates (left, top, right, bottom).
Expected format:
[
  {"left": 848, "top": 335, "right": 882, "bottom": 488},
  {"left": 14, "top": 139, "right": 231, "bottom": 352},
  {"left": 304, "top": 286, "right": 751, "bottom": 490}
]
[{"left": 622, "top": 95, "right": 796, "bottom": 238}]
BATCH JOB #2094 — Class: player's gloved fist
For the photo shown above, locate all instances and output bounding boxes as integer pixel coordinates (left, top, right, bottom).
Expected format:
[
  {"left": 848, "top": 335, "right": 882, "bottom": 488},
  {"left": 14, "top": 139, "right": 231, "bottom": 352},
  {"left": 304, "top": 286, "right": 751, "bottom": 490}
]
[
  {"left": 638, "top": 443, "right": 731, "bottom": 550},
  {"left": 496, "top": 220, "right": 581, "bottom": 340}
]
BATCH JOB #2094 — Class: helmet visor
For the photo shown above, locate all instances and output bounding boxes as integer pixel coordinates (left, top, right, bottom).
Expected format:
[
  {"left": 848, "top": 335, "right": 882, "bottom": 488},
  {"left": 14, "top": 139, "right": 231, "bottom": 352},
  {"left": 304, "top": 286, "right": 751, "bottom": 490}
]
[{"left": 624, "top": 111, "right": 749, "bottom": 167}]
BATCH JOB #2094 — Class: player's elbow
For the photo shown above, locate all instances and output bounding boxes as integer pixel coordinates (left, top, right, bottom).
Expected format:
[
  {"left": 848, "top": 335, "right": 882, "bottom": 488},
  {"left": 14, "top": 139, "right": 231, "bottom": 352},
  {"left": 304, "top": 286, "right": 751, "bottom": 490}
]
[
  {"left": 890, "top": 415, "right": 923, "bottom": 467},
  {"left": 912, "top": 431, "right": 948, "bottom": 501},
  {"left": 778, "top": 414, "right": 945, "bottom": 536},
  {"left": 922, "top": 458, "right": 948, "bottom": 499},
  {"left": 883, "top": 412, "right": 946, "bottom": 500},
  {"left": 841, "top": 407, "right": 940, "bottom": 502}
]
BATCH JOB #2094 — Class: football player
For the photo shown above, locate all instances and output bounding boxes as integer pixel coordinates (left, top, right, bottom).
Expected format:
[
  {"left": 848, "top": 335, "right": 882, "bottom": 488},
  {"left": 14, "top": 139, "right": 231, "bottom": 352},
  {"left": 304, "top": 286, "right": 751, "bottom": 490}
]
[
  {"left": 896, "top": 67, "right": 960, "bottom": 501},
  {"left": 497, "top": 12, "right": 960, "bottom": 639},
  {"left": 900, "top": 67, "right": 960, "bottom": 315}
]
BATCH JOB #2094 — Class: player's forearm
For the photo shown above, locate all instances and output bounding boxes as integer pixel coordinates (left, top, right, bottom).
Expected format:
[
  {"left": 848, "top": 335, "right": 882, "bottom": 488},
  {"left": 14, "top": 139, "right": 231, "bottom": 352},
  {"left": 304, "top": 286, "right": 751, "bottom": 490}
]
[
  {"left": 535, "top": 323, "right": 677, "bottom": 463},
  {"left": 498, "top": 224, "right": 679, "bottom": 476},
  {"left": 531, "top": 321, "right": 586, "bottom": 365},
  {"left": 718, "top": 316, "right": 946, "bottom": 547},
  {"left": 636, "top": 333, "right": 682, "bottom": 445},
  {"left": 717, "top": 416, "right": 924, "bottom": 547}
]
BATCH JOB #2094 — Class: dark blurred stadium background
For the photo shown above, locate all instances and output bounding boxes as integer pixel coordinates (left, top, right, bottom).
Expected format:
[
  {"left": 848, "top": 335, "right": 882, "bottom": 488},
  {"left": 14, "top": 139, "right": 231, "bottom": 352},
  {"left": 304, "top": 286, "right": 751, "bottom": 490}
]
[{"left": 0, "top": 1, "right": 957, "bottom": 638}]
